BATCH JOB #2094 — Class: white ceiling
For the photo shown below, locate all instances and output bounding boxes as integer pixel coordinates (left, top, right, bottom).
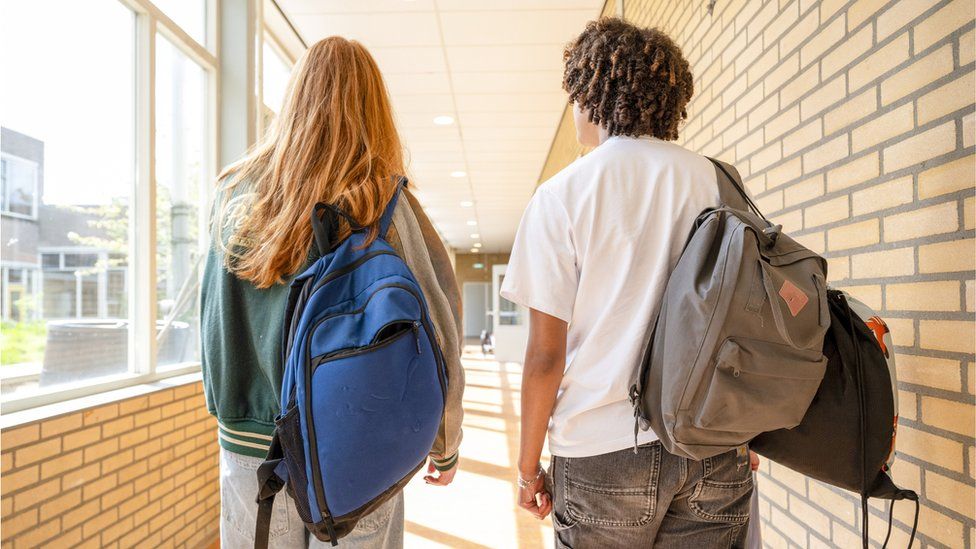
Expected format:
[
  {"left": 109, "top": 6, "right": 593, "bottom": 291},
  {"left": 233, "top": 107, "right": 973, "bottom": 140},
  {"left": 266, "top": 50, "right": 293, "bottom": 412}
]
[{"left": 276, "top": 0, "right": 602, "bottom": 253}]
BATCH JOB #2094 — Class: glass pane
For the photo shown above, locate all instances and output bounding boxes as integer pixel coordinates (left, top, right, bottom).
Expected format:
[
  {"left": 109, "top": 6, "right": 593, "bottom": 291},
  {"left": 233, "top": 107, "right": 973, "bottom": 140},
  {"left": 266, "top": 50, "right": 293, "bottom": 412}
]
[
  {"left": 153, "top": 0, "right": 207, "bottom": 47},
  {"left": 497, "top": 275, "right": 523, "bottom": 326},
  {"left": 0, "top": 0, "right": 136, "bottom": 398},
  {"left": 1, "top": 155, "right": 38, "bottom": 217},
  {"left": 263, "top": 38, "right": 292, "bottom": 113},
  {"left": 63, "top": 253, "right": 99, "bottom": 268},
  {"left": 155, "top": 36, "right": 206, "bottom": 368}
]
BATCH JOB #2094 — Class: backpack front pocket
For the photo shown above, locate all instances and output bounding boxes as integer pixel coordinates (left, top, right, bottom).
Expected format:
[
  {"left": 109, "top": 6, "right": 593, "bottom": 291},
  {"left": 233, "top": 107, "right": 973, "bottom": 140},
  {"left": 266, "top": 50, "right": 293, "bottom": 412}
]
[
  {"left": 694, "top": 337, "right": 827, "bottom": 433},
  {"left": 309, "top": 320, "right": 443, "bottom": 518}
]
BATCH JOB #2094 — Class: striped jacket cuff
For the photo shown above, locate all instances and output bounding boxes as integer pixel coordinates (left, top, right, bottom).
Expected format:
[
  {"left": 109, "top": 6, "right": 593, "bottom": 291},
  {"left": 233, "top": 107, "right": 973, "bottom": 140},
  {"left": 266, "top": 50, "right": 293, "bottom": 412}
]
[
  {"left": 218, "top": 421, "right": 273, "bottom": 458},
  {"left": 431, "top": 452, "right": 458, "bottom": 471}
]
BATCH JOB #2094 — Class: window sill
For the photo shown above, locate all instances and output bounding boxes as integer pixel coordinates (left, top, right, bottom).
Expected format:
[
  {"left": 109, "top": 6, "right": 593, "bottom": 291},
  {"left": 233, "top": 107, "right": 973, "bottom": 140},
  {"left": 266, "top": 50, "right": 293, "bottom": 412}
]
[
  {"left": 0, "top": 370, "right": 203, "bottom": 429},
  {"left": 0, "top": 211, "right": 38, "bottom": 221}
]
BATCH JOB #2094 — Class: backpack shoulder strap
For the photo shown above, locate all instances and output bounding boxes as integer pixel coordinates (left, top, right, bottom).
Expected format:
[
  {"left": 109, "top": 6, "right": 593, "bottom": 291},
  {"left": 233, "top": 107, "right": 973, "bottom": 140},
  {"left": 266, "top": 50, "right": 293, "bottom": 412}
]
[
  {"left": 309, "top": 176, "right": 409, "bottom": 255},
  {"left": 255, "top": 434, "right": 287, "bottom": 549},
  {"left": 378, "top": 176, "right": 408, "bottom": 238},
  {"left": 705, "top": 157, "right": 769, "bottom": 223}
]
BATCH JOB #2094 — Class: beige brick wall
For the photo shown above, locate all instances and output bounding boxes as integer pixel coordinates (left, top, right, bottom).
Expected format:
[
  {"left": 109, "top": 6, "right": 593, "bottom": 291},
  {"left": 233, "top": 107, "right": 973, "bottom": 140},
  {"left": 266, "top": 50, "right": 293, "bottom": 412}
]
[
  {"left": 541, "top": 0, "right": 975, "bottom": 547},
  {"left": 1, "top": 381, "right": 220, "bottom": 548}
]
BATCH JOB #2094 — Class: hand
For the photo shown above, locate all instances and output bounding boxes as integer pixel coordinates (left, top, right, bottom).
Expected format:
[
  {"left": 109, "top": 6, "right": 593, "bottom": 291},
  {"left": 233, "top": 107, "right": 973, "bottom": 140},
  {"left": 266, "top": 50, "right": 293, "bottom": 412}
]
[
  {"left": 749, "top": 450, "right": 760, "bottom": 472},
  {"left": 517, "top": 468, "right": 552, "bottom": 520},
  {"left": 424, "top": 458, "right": 457, "bottom": 486}
]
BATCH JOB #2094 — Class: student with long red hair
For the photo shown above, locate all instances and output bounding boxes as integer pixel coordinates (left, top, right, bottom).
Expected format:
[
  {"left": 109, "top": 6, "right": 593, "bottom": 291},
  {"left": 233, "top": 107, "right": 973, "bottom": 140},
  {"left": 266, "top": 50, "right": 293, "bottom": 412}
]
[{"left": 201, "top": 37, "right": 464, "bottom": 549}]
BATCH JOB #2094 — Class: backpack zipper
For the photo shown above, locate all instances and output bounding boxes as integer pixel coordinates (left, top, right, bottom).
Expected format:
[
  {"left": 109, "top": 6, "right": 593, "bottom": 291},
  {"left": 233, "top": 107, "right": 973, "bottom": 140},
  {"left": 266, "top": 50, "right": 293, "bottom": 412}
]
[
  {"left": 310, "top": 250, "right": 399, "bottom": 295},
  {"left": 309, "top": 321, "right": 421, "bottom": 369}
]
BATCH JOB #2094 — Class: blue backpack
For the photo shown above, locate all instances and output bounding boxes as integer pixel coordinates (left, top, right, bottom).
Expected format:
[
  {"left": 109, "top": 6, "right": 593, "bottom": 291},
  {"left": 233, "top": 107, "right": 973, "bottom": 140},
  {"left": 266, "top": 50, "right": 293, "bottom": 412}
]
[{"left": 255, "top": 182, "right": 447, "bottom": 548}]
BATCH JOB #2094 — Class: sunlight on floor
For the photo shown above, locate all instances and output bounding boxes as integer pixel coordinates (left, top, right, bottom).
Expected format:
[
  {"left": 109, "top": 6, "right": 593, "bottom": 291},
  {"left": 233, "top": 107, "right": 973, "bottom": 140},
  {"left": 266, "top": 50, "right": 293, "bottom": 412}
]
[{"left": 402, "top": 346, "right": 554, "bottom": 549}]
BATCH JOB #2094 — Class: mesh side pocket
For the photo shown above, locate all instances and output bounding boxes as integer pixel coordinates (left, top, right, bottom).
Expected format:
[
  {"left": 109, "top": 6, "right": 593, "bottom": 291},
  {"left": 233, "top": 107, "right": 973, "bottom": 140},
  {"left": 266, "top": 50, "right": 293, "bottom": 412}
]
[{"left": 276, "top": 406, "right": 314, "bottom": 523}]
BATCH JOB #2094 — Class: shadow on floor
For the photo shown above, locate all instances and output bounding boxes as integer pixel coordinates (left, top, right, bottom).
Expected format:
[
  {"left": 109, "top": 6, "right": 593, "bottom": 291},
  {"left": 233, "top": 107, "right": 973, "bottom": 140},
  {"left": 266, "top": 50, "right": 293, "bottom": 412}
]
[{"left": 402, "top": 346, "right": 553, "bottom": 549}]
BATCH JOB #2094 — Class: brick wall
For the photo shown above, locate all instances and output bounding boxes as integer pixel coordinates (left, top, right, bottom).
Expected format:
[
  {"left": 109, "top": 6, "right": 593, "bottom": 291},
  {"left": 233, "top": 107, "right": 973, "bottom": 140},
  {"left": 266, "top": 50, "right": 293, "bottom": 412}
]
[
  {"left": 1, "top": 380, "right": 220, "bottom": 548},
  {"left": 541, "top": 0, "right": 975, "bottom": 547}
]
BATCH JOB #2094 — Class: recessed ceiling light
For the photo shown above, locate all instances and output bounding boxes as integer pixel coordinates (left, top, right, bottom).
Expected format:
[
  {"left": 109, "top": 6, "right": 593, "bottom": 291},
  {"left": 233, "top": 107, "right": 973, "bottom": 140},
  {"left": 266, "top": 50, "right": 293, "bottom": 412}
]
[
  {"left": 469, "top": 248, "right": 478, "bottom": 253},
  {"left": 466, "top": 220, "right": 477, "bottom": 226},
  {"left": 433, "top": 115, "right": 455, "bottom": 126},
  {"left": 460, "top": 200, "right": 474, "bottom": 208},
  {"left": 469, "top": 233, "right": 480, "bottom": 239},
  {"left": 450, "top": 171, "right": 467, "bottom": 178},
  {"left": 473, "top": 243, "right": 482, "bottom": 248}
]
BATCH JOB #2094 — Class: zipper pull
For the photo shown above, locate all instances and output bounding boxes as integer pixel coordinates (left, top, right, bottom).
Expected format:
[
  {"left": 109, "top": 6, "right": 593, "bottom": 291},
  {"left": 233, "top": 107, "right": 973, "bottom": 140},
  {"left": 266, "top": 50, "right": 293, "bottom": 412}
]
[{"left": 413, "top": 321, "right": 421, "bottom": 354}]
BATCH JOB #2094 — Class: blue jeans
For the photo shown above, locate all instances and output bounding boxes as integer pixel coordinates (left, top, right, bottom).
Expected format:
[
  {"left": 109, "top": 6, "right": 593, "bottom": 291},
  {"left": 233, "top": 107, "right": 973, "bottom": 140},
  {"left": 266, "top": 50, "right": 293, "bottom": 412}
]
[
  {"left": 549, "top": 442, "right": 753, "bottom": 548},
  {"left": 219, "top": 449, "right": 404, "bottom": 549}
]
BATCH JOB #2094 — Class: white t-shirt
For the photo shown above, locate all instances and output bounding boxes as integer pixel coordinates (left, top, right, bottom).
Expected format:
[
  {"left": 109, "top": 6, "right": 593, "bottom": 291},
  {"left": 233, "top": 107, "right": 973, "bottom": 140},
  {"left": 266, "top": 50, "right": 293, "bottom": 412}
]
[{"left": 500, "top": 135, "right": 720, "bottom": 458}]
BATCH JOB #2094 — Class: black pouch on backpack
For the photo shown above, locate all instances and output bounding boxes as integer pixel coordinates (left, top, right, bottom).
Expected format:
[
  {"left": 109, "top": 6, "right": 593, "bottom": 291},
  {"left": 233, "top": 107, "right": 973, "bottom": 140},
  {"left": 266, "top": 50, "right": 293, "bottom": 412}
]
[{"left": 751, "top": 289, "right": 919, "bottom": 548}]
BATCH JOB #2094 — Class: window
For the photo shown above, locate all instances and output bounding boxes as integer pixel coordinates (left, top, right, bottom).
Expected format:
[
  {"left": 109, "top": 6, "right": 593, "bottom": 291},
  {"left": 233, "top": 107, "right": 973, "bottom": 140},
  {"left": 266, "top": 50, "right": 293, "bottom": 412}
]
[
  {"left": 155, "top": 36, "right": 208, "bottom": 369},
  {"left": 0, "top": 0, "right": 303, "bottom": 413},
  {"left": 0, "top": 0, "right": 136, "bottom": 403},
  {"left": 36, "top": 250, "right": 126, "bottom": 319},
  {"left": 262, "top": 37, "right": 292, "bottom": 114},
  {"left": 41, "top": 254, "right": 60, "bottom": 269},
  {"left": 0, "top": 0, "right": 217, "bottom": 411},
  {"left": 1, "top": 154, "right": 39, "bottom": 218},
  {"left": 63, "top": 253, "right": 99, "bottom": 268},
  {"left": 1, "top": 267, "right": 39, "bottom": 322}
]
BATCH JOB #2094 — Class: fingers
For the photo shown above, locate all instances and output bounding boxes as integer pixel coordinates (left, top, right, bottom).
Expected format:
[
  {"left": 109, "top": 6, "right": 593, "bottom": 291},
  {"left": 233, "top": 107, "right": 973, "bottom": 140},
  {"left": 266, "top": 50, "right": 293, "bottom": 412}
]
[
  {"left": 536, "top": 492, "right": 552, "bottom": 519},
  {"left": 424, "top": 473, "right": 450, "bottom": 486},
  {"left": 424, "top": 460, "right": 458, "bottom": 487},
  {"left": 517, "top": 488, "right": 552, "bottom": 520},
  {"left": 518, "top": 496, "right": 544, "bottom": 519},
  {"left": 427, "top": 474, "right": 453, "bottom": 486}
]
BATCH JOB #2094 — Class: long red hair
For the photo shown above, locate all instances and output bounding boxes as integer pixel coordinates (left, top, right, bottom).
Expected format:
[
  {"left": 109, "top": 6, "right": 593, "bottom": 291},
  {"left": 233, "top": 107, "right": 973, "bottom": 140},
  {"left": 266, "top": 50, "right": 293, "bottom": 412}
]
[{"left": 213, "top": 37, "right": 404, "bottom": 288}]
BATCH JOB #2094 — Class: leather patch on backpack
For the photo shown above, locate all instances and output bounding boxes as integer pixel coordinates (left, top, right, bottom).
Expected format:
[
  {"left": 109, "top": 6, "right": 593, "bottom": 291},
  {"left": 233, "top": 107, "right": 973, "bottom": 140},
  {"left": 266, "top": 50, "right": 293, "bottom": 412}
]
[{"left": 779, "top": 280, "right": 809, "bottom": 317}]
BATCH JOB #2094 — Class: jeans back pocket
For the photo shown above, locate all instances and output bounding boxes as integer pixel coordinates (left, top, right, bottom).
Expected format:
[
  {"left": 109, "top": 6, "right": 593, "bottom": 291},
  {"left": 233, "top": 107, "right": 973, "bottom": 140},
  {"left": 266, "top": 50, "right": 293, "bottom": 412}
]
[
  {"left": 560, "top": 444, "right": 661, "bottom": 527},
  {"left": 689, "top": 450, "right": 753, "bottom": 524}
]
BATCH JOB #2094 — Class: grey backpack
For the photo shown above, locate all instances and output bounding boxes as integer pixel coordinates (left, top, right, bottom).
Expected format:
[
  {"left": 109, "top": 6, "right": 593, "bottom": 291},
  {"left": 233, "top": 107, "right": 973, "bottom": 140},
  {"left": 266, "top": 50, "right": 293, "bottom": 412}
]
[{"left": 629, "top": 158, "right": 830, "bottom": 460}]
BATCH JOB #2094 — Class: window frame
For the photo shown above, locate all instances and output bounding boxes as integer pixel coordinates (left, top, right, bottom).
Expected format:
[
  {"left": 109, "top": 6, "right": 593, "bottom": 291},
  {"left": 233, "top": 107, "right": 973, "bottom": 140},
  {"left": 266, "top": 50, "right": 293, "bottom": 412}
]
[
  {"left": 0, "top": 152, "right": 41, "bottom": 220},
  {"left": 1, "top": 0, "right": 220, "bottom": 413}
]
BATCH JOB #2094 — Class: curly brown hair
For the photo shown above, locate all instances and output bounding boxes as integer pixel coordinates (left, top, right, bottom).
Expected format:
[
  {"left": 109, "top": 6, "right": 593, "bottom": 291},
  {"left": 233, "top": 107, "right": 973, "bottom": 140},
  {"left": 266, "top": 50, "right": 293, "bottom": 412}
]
[{"left": 563, "top": 18, "right": 694, "bottom": 141}]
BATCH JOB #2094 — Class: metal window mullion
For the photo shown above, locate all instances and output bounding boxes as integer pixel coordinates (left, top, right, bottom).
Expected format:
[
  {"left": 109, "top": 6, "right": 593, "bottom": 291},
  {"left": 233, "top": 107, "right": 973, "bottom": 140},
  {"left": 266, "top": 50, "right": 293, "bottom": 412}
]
[{"left": 132, "top": 13, "right": 158, "bottom": 376}]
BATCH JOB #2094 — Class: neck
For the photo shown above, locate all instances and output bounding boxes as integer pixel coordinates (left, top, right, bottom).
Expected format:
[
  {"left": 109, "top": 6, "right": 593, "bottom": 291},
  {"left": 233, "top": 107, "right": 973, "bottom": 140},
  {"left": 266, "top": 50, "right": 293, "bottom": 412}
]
[{"left": 597, "top": 126, "right": 612, "bottom": 144}]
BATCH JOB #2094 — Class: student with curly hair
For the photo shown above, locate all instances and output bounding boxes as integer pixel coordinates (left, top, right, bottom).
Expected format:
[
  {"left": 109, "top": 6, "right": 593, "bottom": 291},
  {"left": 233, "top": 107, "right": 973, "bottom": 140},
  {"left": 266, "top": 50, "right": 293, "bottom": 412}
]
[{"left": 501, "top": 18, "right": 757, "bottom": 548}]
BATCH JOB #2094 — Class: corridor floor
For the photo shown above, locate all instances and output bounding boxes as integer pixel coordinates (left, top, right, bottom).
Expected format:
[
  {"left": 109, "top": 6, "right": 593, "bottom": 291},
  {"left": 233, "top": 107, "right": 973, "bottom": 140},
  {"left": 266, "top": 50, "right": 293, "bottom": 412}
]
[{"left": 402, "top": 346, "right": 554, "bottom": 549}]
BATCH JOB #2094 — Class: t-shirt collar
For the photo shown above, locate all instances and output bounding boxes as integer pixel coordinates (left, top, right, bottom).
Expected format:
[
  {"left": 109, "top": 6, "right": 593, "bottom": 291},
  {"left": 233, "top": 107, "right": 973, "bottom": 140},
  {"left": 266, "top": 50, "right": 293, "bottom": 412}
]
[{"left": 602, "top": 134, "right": 661, "bottom": 145}]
